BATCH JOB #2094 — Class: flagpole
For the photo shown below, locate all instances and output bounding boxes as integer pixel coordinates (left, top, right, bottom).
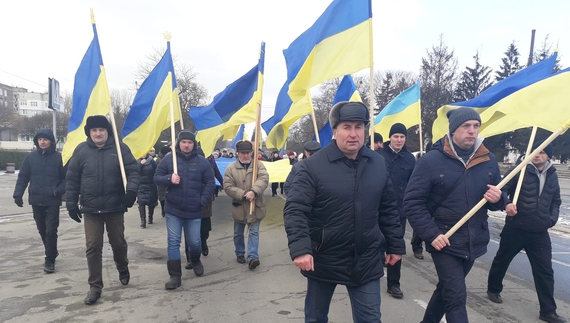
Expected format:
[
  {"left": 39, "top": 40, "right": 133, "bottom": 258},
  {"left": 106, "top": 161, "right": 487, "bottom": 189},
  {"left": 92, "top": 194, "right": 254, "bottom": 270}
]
[
  {"left": 250, "top": 102, "right": 262, "bottom": 215},
  {"left": 168, "top": 72, "right": 178, "bottom": 174},
  {"left": 368, "top": 11, "right": 375, "bottom": 150},
  {"left": 445, "top": 123, "right": 567, "bottom": 238},
  {"left": 310, "top": 100, "right": 321, "bottom": 143},
  {"left": 107, "top": 105, "right": 128, "bottom": 191},
  {"left": 511, "top": 126, "right": 538, "bottom": 205},
  {"left": 417, "top": 80, "right": 424, "bottom": 156}
]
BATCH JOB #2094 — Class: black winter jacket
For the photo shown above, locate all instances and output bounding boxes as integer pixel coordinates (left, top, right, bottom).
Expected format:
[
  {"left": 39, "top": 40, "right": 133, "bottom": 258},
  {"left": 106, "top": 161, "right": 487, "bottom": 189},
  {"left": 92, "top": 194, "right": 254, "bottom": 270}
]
[
  {"left": 13, "top": 129, "right": 66, "bottom": 206},
  {"left": 376, "top": 143, "right": 416, "bottom": 207},
  {"left": 154, "top": 146, "right": 215, "bottom": 219},
  {"left": 502, "top": 162, "right": 560, "bottom": 232},
  {"left": 137, "top": 156, "right": 158, "bottom": 205},
  {"left": 66, "top": 136, "right": 140, "bottom": 214},
  {"left": 284, "top": 140, "right": 405, "bottom": 286},
  {"left": 404, "top": 136, "right": 505, "bottom": 260}
]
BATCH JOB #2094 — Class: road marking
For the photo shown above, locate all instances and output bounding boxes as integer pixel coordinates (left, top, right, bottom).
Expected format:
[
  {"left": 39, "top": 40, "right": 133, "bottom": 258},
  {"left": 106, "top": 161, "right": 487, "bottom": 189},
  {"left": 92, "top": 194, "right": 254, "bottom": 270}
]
[{"left": 414, "top": 299, "right": 447, "bottom": 323}]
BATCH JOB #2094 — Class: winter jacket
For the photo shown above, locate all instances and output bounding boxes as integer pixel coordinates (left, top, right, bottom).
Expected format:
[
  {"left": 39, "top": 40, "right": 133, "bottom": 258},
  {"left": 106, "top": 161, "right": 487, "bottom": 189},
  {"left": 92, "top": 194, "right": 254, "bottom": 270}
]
[
  {"left": 13, "top": 129, "right": 66, "bottom": 206},
  {"left": 66, "top": 135, "right": 140, "bottom": 214},
  {"left": 404, "top": 135, "right": 505, "bottom": 260},
  {"left": 376, "top": 143, "right": 416, "bottom": 207},
  {"left": 137, "top": 156, "right": 158, "bottom": 206},
  {"left": 223, "top": 160, "right": 269, "bottom": 224},
  {"left": 284, "top": 140, "right": 405, "bottom": 286},
  {"left": 154, "top": 146, "right": 215, "bottom": 219},
  {"left": 502, "top": 161, "right": 561, "bottom": 232}
]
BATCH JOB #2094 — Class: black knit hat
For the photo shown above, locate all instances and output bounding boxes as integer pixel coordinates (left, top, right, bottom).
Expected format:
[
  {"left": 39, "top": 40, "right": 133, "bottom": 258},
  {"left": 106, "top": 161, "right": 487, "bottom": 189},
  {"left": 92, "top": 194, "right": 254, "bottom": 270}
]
[
  {"left": 329, "top": 101, "right": 370, "bottom": 129},
  {"left": 532, "top": 140, "right": 553, "bottom": 159},
  {"left": 160, "top": 146, "right": 171, "bottom": 156},
  {"left": 374, "top": 132, "right": 383, "bottom": 143},
  {"left": 84, "top": 115, "right": 112, "bottom": 136},
  {"left": 303, "top": 141, "right": 322, "bottom": 153},
  {"left": 447, "top": 108, "right": 481, "bottom": 134},
  {"left": 389, "top": 123, "right": 407, "bottom": 137}
]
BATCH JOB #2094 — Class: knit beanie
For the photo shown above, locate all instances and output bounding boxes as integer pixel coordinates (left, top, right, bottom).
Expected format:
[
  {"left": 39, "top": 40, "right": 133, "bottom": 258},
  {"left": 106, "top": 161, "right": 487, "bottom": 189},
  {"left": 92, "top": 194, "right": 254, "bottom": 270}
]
[
  {"left": 532, "top": 140, "right": 553, "bottom": 159},
  {"left": 447, "top": 108, "right": 481, "bottom": 134},
  {"left": 160, "top": 146, "right": 171, "bottom": 156},
  {"left": 177, "top": 130, "right": 195, "bottom": 141},
  {"left": 389, "top": 123, "right": 407, "bottom": 137},
  {"left": 374, "top": 132, "right": 383, "bottom": 143}
]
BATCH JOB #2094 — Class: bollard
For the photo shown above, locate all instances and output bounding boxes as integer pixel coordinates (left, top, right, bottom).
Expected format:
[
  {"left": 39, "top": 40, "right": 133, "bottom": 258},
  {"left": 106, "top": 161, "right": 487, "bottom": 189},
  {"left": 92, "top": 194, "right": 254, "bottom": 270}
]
[{"left": 5, "top": 163, "right": 15, "bottom": 174}]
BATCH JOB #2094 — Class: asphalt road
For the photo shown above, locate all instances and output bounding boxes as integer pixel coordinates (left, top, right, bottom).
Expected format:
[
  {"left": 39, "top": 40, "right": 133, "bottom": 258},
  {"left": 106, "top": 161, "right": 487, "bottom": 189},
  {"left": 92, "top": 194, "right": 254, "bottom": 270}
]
[{"left": 0, "top": 171, "right": 569, "bottom": 323}]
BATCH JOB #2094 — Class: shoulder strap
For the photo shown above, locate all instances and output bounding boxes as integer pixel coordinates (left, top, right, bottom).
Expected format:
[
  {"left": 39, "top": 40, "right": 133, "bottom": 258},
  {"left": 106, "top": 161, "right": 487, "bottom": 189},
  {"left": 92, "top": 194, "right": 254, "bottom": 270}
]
[{"left": 428, "top": 169, "right": 470, "bottom": 215}]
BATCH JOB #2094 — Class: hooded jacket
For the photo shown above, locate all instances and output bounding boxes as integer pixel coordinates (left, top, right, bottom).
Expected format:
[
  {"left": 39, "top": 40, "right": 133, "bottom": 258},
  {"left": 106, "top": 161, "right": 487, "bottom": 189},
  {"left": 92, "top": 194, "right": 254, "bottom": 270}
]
[{"left": 13, "top": 129, "right": 66, "bottom": 206}]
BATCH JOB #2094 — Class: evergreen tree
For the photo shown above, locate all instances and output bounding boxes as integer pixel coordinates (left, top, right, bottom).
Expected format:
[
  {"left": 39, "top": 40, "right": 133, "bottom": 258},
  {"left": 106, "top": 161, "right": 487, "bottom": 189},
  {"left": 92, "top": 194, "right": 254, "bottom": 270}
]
[
  {"left": 453, "top": 51, "right": 493, "bottom": 102},
  {"left": 495, "top": 41, "right": 522, "bottom": 82}
]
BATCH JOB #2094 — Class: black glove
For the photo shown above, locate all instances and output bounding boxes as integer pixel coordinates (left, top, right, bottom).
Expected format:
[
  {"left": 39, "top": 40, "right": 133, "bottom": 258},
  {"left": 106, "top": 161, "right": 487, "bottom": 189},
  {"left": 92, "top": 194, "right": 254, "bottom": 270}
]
[
  {"left": 14, "top": 197, "right": 23, "bottom": 207},
  {"left": 68, "top": 207, "right": 82, "bottom": 223},
  {"left": 124, "top": 190, "right": 137, "bottom": 208}
]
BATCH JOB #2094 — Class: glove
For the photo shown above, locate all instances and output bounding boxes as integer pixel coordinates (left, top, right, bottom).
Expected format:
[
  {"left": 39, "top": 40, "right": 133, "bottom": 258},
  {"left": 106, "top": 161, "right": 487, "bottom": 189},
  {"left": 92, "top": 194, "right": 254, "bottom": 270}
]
[
  {"left": 124, "top": 190, "right": 137, "bottom": 208},
  {"left": 14, "top": 197, "right": 23, "bottom": 207},
  {"left": 68, "top": 207, "right": 82, "bottom": 223}
]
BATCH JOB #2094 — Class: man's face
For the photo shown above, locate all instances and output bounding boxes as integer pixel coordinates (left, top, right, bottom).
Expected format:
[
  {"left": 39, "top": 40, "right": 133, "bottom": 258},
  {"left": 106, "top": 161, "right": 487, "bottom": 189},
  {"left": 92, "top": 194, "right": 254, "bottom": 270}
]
[
  {"left": 179, "top": 139, "right": 194, "bottom": 154},
  {"left": 222, "top": 151, "right": 228, "bottom": 157},
  {"left": 237, "top": 151, "right": 252, "bottom": 163},
  {"left": 37, "top": 137, "right": 51, "bottom": 150},
  {"left": 149, "top": 150, "right": 155, "bottom": 156},
  {"left": 90, "top": 128, "right": 108, "bottom": 147},
  {"left": 451, "top": 120, "right": 480, "bottom": 150},
  {"left": 390, "top": 133, "right": 406, "bottom": 151},
  {"left": 333, "top": 121, "right": 365, "bottom": 158},
  {"left": 374, "top": 141, "right": 383, "bottom": 150},
  {"left": 532, "top": 151, "right": 550, "bottom": 169}
]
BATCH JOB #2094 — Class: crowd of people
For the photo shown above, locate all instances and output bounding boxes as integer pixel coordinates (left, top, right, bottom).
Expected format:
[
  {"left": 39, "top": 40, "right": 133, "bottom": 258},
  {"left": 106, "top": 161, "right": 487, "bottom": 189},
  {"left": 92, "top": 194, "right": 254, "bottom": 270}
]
[{"left": 11, "top": 102, "right": 567, "bottom": 322}]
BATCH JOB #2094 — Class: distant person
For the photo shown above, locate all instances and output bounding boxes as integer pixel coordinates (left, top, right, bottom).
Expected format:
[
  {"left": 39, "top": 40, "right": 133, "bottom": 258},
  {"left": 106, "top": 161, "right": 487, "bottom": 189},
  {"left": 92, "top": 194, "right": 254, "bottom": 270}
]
[
  {"left": 374, "top": 132, "right": 384, "bottom": 150},
  {"left": 156, "top": 145, "right": 172, "bottom": 217},
  {"left": 66, "top": 115, "right": 140, "bottom": 305},
  {"left": 487, "top": 141, "right": 566, "bottom": 323},
  {"left": 148, "top": 148, "right": 157, "bottom": 161},
  {"left": 13, "top": 128, "right": 66, "bottom": 273},
  {"left": 137, "top": 152, "right": 158, "bottom": 228},
  {"left": 221, "top": 149, "right": 229, "bottom": 158},
  {"left": 283, "top": 140, "right": 321, "bottom": 195},
  {"left": 269, "top": 150, "right": 282, "bottom": 197},
  {"left": 223, "top": 140, "right": 269, "bottom": 270}
]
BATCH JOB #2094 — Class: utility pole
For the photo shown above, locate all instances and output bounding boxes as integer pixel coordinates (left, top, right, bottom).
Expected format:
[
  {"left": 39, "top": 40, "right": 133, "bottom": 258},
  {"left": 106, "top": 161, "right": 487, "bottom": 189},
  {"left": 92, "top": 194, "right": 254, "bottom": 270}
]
[{"left": 527, "top": 29, "right": 536, "bottom": 67}]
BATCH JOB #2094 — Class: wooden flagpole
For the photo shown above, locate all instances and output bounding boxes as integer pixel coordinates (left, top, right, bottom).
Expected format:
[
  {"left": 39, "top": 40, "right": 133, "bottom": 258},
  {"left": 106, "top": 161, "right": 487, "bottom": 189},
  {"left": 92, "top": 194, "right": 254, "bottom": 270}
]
[
  {"left": 368, "top": 10, "right": 375, "bottom": 149},
  {"left": 164, "top": 32, "right": 178, "bottom": 175},
  {"left": 107, "top": 106, "right": 128, "bottom": 191},
  {"left": 512, "top": 126, "right": 537, "bottom": 205},
  {"left": 417, "top": 80, "right": 424, "bottom": 156},
  {"left": 310, "top": 99, "right": 321, "bottom": 143},
  {"left": 250, "top": 102, "right": 262, "bottom": 215}
]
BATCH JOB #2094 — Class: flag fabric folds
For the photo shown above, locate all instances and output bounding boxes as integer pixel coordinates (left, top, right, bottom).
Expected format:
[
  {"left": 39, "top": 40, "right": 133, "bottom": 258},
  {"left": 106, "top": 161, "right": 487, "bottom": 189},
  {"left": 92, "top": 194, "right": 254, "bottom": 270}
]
[
  {"left": 190, "top": 42, "right": 265, "bottom": 155},
  {"left": 431, "top": 53, "right": 558, "bottom": 140},
  {"left": 122, "top": 41, "right": 181, "bottom": 159},
  {"left": 231, "top": 124, "right": 247, "bottom": 149},
  {"left": 374, "top": 80, "right": 421, "bottom": 140},
  {"left": 263, "top": 0, "right": 372, "bottom": 149},
  {"left": 62, "top": 22, "right": 111, "bottom": 165}
]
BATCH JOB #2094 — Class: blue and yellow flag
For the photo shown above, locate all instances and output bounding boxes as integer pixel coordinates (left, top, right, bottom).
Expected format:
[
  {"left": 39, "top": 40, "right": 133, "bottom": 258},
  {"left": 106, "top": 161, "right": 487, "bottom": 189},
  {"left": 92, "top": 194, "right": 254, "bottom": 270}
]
[
  {"left": 374, "top": 80, "right": 421, "bottom": 140},
  {"left": 62, "top": 17, "right": 111, "bottom": 165},
  {"left": 190, "top": 42, "right": 265, "bottom": 155},
  {"left": 315, "top": 75, "right": 362, "bottom": 147},
  {"left": 231, "top": 124, "right": 247, "bottom": 149},
  {"left": 122, "top": 41, "right": 181, "bottom": 158},
  {"left": 263, "top": 0, "right": 372, "bottom": 149},
  {"left": 431, "top": 53, "right": 558, "bottom": 140}
]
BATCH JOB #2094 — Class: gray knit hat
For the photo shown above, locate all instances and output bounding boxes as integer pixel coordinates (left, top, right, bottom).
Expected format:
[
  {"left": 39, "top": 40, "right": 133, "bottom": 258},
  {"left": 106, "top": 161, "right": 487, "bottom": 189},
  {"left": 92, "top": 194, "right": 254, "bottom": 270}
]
[
  {"left": 447, "top": 108, "right": 481, "bottom": 134},
  {"left": 329, "top": 101, "right": 369, "bottom": 129}
]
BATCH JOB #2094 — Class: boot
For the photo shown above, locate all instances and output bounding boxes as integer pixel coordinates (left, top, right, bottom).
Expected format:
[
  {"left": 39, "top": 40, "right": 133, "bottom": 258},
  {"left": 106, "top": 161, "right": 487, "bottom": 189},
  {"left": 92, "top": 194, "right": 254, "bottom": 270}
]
[
  {"left": 201, "top": 239, "right": 209, "bottom": 256},
  {"left": 165, "top": 260, "right": 182, "bottom": 290},
  {"left": 139, "top": 205, "right": 146, "bottom": 228},
  {"left": 148, "top": 206, "right": 154, "bottom": 224},
  {"left": 190, "top": 254, "right": 204, "bottom": 276},
  {"left": 184, "top": 250, "right": 193, "bottom": 269}
]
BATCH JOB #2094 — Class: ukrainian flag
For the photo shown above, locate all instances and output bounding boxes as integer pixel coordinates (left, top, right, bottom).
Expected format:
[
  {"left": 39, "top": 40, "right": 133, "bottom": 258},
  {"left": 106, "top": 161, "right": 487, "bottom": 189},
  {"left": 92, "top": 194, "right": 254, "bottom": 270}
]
[
  {"left": 315, "top": 75, "right": 362, "bottom": 147},
  {"left": 431, "top": 53, "right": 558, "bottom": 140},
  {"left": 62, "top": 19, "right": 111, "bottom": 165},
  {"left": 263, "top": 0, "right": 372, "bottom": 149},
  {"left": 190, "top": 42, "right": 265, "bottom": 155},
  {"left": 122, "top": 41, "right": 181, "bottom": 158},
  {"left": 374, "top": 80, "right": 420, "bottom": 140}
]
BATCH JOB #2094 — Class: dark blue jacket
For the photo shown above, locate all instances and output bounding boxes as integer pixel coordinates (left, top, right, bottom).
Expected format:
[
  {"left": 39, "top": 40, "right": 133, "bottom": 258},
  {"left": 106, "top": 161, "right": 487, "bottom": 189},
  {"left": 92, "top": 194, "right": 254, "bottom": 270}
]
[
  {"left": 137, "top": 156, "right": 158, "bottom": 205},
  {"left": 284, "top": 141, "right": 405, "bottom": 286},
  {"left": 502, "top": 162, "right": 560, "bottom": 232},
  {"left": 404, "top": 136, "right": 505, "bottom": 260},
  {"left": 154, "top": 146, "right": 215, "bottom": 219},
  {"left": 376, "top": 143, "right": 415, "bottom": 207},
  {"left": 13, "top": 129, "right": 66, "bottom": 206}
]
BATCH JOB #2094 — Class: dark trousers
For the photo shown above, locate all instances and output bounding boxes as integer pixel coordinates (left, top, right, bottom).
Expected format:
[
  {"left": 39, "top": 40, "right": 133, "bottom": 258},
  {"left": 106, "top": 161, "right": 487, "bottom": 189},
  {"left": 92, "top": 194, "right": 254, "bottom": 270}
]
[
  {"left": 84, "top": 212, "right": 129, "bottom": 293},
  {"left": 488, "top": 225, "right": 557, "bottom": 316},
  {"left": 411, "top": 229, "right": 424, "bottom": 254},
  {"left": 271, "top": 183, "right": 279, "bottom": 195},
  {"left": 160, "top": 200, "right": 166, "bottom": 216},
  {"left": 32, "top": 205, "right": 60, "bottom": 262},
  {"left": 422, "top": 251, "right": 474, "bottom": 323},
  {"left": 386, "top": 214, "right": 406, "bottom": 288}
]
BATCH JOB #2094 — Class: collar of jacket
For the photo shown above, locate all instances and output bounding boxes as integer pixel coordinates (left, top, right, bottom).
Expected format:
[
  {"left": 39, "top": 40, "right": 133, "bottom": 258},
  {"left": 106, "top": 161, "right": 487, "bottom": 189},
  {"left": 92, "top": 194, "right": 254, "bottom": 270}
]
[
  {"left": 384, "top": 142, "right": 408, "bottom": 156},
  {"left": 442, "top": 136, "right": 490, "bottom": 170},
  {"left": 326, "top": 140, "right": 375, "bottom": 162}
]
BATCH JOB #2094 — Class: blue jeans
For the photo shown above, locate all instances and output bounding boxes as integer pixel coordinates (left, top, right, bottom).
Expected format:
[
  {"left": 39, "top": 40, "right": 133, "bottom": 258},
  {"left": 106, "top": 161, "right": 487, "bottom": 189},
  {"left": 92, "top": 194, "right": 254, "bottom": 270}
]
[
  {"left": 165, "top": 213, "right": 201, "bottom": 260},
  {"left": 233, "top": 221, "right": 260, "bottom": 260},
  {"left": 305, "top": 277, "right": 381, "bottom": 323}
]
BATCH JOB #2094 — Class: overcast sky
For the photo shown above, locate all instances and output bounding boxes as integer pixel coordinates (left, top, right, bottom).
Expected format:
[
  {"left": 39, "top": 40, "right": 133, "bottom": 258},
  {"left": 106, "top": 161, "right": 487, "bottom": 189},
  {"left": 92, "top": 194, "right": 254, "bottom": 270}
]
[{"left": 1, "top": 0, "right": 568, "bottom": 123}]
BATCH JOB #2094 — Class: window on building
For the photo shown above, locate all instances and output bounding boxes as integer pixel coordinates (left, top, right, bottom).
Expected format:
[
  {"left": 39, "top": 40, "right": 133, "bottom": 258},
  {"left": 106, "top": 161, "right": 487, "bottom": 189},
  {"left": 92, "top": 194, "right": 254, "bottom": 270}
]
[
  {"left": 21, "top": 109, "right": 27, "bottom": 115},
  {"left": 21, "top": 135, "right": 31, "bottom": 142},
  {"left": 30, "top": 101, "right": 38, "bottom": 106},
  {"left": 20, "top": 100, "right": 27, "bottom": 106}
]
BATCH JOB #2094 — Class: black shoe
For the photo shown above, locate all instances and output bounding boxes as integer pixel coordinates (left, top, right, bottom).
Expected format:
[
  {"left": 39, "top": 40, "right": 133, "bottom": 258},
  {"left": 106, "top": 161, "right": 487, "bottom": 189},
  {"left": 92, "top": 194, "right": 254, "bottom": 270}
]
[
  {"left": 248, "top": 258, "right": 260, "bottom": 270},
  {"left": 201, "top": 240, "right": 209, "bottom": 256},
  {"left": 119, "top": 269, "right": 130, "bottom": 285},
  {"left": 413, "top": 253, "right": 424, "bottom": 260},
  {"left": 185, "top": 261, "right": 193, "bottom": 269},
  {"left": 387, "top": 286, "right": 404, "bottom": 299},
  {"left": 84, "top": 291, "right": 101, "bottom": 305},
  {"left": 540, "top": 313, "right": 567, "bottom": 323},
  {"left": 43, "top": 261, "right": 55, "bottom": 273},
  {"left": 148, "top": 216, "right": 153, "bottom": 225},
  {"left": 237, "top": 255, "right": 246, "bottom": 264},
  {"left": 487, "top": 291, "right": 503, "bottom": 303}
]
